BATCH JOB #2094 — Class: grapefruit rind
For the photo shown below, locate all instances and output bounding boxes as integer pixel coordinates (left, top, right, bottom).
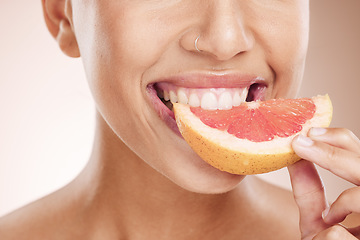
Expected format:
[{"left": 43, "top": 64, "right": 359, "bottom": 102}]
[{"left": 174, "top": 95, "right": 333, "bottom": 175}]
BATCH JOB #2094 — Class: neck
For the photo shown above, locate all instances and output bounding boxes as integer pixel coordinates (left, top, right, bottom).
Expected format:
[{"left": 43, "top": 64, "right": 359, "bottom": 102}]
[{"left": 75, "top": 113, "right": 261, "bottom": 239}]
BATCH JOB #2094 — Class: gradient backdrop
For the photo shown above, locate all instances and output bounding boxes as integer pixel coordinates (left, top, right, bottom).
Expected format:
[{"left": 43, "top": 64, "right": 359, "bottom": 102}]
[{"left": 0, "top": 0, "right": 359, "bottom": 216}]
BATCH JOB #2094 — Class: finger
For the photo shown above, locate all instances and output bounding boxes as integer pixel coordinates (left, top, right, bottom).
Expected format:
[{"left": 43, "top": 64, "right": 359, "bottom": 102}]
[
  {"left": 313, "top": 225, "right": 357, "bottom": 240},
  {"left": 308, "top": 127, "right": 360, "bottom": 154},
  {"left": 292, "top": 135, "right": 360, "bottom": 185},
  {"left": 288, "top": 160, "right": 331, "bottom": 240},
  {"left": 323, "top": 187, "right": 360, "bottom": 225}
]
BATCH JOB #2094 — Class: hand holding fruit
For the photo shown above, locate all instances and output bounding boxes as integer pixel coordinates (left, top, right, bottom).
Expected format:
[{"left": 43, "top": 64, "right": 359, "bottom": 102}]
[{"left": 288, "top": 127, "right": 360, "bottom": 239}]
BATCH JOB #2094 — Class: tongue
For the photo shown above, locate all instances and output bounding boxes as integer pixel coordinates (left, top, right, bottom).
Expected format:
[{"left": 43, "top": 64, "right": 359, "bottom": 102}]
[{"left": 246, "top": 83, "right": 266, "bottom": 102}]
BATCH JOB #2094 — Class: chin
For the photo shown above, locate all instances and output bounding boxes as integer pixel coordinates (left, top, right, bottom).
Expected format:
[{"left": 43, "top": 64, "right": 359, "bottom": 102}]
[
  {"left": 160, "top": 149, "right": 247, "bottom": 195},
  {"left": 176, "top": 171, "right": 246, "bottom": 195}
]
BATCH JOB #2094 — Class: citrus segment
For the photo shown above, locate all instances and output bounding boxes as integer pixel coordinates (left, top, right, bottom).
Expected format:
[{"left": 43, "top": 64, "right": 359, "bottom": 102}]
[
  {"left": 174, "top": 95, "right": 333, "bottom": 175},
  {"left": 190, "top": 98, "right": 316, "bottom": 142}
]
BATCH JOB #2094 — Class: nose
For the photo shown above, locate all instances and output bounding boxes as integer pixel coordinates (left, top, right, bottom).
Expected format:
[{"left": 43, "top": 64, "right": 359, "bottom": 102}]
[{"left": 181, "top": 1, "right": 254, "bottom": 61}]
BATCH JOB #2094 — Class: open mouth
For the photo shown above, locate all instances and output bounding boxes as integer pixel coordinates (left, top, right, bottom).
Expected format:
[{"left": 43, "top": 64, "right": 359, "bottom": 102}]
[
  {"left": 146, "top": 74, "right": 269, "bottom": 136},
  {"left": 154, "top": 82, "right": 267, "bottom": 112}
]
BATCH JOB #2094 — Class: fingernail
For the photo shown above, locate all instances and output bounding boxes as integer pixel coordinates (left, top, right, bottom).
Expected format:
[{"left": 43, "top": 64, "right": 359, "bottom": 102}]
[
  {"left": 295, "top": 135, "right": 314, "bottom": 147},
  {"left": 322, "top": 207, "right": 330, "bottom": 220},
  {"left": 309, "top": 127, "right": 327, "bottom": 136}
]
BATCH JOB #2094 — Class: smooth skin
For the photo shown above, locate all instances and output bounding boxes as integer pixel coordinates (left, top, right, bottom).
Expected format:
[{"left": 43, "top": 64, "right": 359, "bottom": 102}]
[{"left": 0, "top": 0, "right": 359, "bottom": 239}]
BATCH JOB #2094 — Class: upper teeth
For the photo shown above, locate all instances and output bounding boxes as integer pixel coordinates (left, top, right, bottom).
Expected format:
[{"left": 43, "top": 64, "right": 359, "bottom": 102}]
[{"left": 160, "top": 87, "right": 248, "bottom": 110}]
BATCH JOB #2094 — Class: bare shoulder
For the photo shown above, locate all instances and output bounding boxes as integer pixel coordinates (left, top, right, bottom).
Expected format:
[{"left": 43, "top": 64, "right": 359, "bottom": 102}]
[
  {"left": 0, "top": 191, "right": 89, "bottom": 240},
  {"left": 0, "top": 197, "right": 56, "bottom": 239}
]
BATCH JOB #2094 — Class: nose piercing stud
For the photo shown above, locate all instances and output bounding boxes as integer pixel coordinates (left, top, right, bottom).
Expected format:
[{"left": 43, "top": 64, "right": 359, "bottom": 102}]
[{"left": 195, "top": 35, "right": 201, "bottom": 52}]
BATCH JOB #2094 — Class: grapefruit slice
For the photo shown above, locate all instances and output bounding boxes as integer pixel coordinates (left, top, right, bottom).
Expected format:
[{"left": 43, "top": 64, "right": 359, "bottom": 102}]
[{"left": 173, "top": 95, "right": 333, "bottom": 175}]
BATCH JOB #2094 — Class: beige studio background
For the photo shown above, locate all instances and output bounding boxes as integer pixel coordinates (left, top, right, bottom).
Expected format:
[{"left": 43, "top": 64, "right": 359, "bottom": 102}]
[{"left": 0, "top": 1, "right": 359, "bottom": 217}]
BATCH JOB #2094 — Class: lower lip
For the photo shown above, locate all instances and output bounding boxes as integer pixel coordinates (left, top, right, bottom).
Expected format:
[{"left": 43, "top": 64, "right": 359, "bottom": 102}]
[{"left": 147, "top": 84, "right": 182, "bottom": 137}]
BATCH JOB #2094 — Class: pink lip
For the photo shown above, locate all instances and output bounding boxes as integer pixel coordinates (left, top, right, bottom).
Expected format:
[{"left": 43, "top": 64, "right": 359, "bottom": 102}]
[
  {"left": 150, "top": 72, "right": 268, "bottom": 89},
  {"left": 147, "top": 84, "right": 182, "bottom": 137},
  {"left": 146, "top": 71, "right": 269, "bottom": 136}
]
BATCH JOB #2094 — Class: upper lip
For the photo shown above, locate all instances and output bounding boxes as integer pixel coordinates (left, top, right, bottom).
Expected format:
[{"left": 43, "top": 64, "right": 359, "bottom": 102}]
[{"left": 147, "top": 71, "right": 269, "bottom": 89}]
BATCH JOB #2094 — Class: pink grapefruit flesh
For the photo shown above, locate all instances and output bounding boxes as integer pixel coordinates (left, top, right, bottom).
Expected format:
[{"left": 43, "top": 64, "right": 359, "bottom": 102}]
[
  {"left": 190, "top": 98, "right": 316, "bottom": 142},
  {"left": 173, "top": 95, "right": 333, "bottom": 175}
]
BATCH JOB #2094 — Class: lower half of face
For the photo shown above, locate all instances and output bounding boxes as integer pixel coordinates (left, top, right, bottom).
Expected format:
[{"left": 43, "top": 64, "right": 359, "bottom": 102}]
[{"left": 73, "top": 0, "right": 309, "bottom": 194}]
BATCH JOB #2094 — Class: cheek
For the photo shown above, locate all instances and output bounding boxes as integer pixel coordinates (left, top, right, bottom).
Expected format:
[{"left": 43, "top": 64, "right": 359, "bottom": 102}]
[
  {"left": 81, "top": 5, "right": 180, "bottom": 112},
  {"left": 75, "top": 5, "right": 160, "bottom": 107},
  {"left": 272, "top": 18, "right": 309, "bottom": 74},
  {"left": 271, "top": 19, "right": 309, "bottom": 98},
  {"left": 72, "top": 2, "right": 186, "bottom": 154},
  {"left": 248, "top": 2, "right": 310, "bottom": 98},
  {"left": 98, "top": 5, "right": 178, "bottom": 72},
  {"left": 71, "top": 8, "right": 143, "bottom": 146}
]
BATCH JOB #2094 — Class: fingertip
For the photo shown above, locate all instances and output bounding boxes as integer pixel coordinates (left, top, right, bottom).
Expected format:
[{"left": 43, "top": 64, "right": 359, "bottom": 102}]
[
  {"left": 321, "top": 203, "right": 349, "bottom": 226},
  {"left": 309, "top": 127, "right": 327, "bottom": 137},
  {"left": 322, "top": 209, "right": 345, "bottom": 226},
  {"left": 293, "top": 135, "right": 315, "bottom": 147},
  {"left": 322, "top": 205, "right": 342, "bottom": 226},
  {"left": 292, "top": 135, "right": 315, "bottom": 161},
  {"left": 322, "top": 207, "right": 330, "bottom": 221}
]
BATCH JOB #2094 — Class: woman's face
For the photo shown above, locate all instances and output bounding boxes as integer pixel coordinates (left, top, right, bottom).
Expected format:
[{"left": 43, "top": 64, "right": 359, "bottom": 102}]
[{"left": 71, "top": 0, "right": 309, "bottom": 193}]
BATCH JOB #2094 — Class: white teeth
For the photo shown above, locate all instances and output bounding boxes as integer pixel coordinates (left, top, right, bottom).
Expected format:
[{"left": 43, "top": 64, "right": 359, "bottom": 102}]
[
  {"left": 233, "top": 88, "right": 249, "bottom": 106},
  {"left": 169, "top": 90, "right": 178, "bottom": 103},
  {"left": 232, "top": 90, "right": 242, "bottom": 106},
  {"left": 160, "top": 87, "right": 251, "bottom": 110},
  {"left": 201, "top": 92, "right": 218, "bottom": 110},
  {"left": 240, "top": 87, "right": 249, "bottom": 102},
  {"left": 164, "top": 91, "right": 170, "bottom": 101},
  {"left": 218, "top": 92, "right": 233, "bottom": 110},
  {"left": 177, "top": 88, "right": 188, "bottom": 104},
  {"left": 188, "top": 93, "right": 200, "bottom": 107}
]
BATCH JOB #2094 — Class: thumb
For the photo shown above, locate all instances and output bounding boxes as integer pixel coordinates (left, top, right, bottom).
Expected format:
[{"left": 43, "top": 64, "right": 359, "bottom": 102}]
[{"left": 288, "top": 160, "right": 331, "bottom": 240}]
